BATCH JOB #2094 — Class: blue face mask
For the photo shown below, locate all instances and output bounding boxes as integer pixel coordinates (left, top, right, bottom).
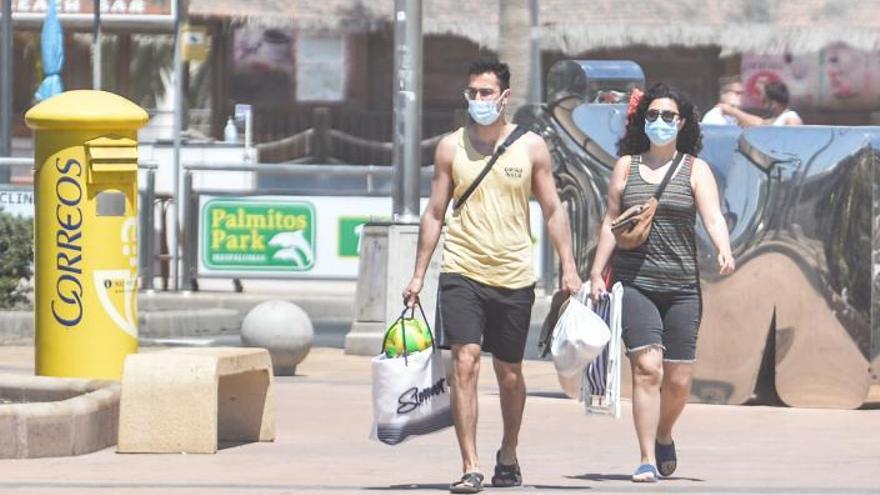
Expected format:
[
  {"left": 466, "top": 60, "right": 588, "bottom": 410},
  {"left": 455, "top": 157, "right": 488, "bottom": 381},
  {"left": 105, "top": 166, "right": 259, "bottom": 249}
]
[
  {"left": 468, "top": 98, "right": 502, "bottom": 126},
  {"left": 645, "top": 119, "right": 679, "bottom": 146}
]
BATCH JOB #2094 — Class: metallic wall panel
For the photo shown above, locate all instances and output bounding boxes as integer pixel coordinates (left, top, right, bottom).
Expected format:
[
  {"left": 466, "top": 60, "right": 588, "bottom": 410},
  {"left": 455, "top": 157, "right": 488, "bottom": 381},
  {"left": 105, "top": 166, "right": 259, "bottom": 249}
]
[{"left": 529, "top": 63, "right": 879, "bottom": 408}]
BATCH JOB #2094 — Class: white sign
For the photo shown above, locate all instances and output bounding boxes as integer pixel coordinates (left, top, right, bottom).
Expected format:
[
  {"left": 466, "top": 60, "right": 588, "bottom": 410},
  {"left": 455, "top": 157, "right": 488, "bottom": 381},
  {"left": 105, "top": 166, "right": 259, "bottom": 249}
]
[
  {"left": 0, "top": 188, "right": 35, "bottom": 218},
  {"left": 12, "top": 0, "right": 172, "bottom": 15},
  {"left": 296, "top": 35, "right": 346, "bottom": 102},
  {"left": 197, "top": 195, "right": 546, "bottom": 281},
  {"left": 9, "top": 0, "right": 177, "bottom": 31},
  {"left": 234, "top": 104, "right": 252, "bottom": 123}
]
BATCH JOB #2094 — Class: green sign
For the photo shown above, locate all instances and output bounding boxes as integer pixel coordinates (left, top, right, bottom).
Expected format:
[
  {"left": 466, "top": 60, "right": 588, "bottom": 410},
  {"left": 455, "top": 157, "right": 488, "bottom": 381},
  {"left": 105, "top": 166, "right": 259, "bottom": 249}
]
[
  {"left": 338, "top": 217, "right": 369, "bottom": 258},
  {"left": 202, "top": 199, "right": 315, "bottom": 271}
]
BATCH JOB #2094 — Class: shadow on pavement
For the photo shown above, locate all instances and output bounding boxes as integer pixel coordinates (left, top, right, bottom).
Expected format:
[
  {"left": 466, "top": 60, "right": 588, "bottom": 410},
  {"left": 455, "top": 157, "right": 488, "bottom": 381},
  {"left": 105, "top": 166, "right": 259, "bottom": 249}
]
[
  {"left": 569, "top": 473, "right": 705, "bottom": 482},
  {"left": 364, "top": 483, "right": 449, "bottom": 491},
  {"left": 218, "top": 441, "right": 251, "bottom": 450},
  {"left": 526, "top": 391, "right": 570, "bottom": 399},
  {"left": 528, "top": 485, "right": 593, "bottom": 490},
  {"left": 365, "top": 483, "right": 593, "bottom": 491}
]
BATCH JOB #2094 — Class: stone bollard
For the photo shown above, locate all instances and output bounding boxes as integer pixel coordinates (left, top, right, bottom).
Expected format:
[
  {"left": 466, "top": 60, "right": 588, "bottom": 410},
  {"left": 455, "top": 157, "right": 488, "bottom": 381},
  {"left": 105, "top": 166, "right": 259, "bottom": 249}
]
[{"left": 240, "top": 300, "right": 314, "bottom": 376}]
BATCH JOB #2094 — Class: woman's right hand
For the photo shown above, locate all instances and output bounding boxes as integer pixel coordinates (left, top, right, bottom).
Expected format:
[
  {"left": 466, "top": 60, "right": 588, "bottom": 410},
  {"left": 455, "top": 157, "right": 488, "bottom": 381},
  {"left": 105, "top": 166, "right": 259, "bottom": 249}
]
[{"left": 589, "top": 272, "right": 607, "bottom": 304}]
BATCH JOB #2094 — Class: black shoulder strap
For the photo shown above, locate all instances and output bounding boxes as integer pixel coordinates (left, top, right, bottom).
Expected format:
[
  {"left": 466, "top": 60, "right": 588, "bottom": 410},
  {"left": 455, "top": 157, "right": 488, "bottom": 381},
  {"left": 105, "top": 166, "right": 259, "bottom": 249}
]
[
  {"left": 652, "top": 152, "right": 686, "bottom": 201},
  {"left": 453, "top": 125, "right": 529, "bottom": 211}
]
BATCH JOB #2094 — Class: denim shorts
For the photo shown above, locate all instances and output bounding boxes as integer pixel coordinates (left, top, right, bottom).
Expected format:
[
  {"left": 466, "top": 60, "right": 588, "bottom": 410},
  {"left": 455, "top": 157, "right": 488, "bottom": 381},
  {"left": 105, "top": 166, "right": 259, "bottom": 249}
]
[{"left": 621, "top": 283, "right": 702, "bottom": 362}]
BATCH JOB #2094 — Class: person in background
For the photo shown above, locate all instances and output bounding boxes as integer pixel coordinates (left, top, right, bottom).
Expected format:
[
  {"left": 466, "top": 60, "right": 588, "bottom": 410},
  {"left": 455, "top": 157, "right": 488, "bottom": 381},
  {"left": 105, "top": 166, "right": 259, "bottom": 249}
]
[
  {"left": 720, "top": 80, "right": 803, "bottom": 127},
  {"left": 701, "top": 77, "right": 744, "bottom": 126}
]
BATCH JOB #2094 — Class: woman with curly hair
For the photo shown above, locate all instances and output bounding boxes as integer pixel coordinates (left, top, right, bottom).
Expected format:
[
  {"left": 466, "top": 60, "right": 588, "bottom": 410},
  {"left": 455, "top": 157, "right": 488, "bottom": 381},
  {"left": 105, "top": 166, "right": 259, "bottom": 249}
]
[{"left": 588, "top": 83, "right": 735, "bottom": 482}]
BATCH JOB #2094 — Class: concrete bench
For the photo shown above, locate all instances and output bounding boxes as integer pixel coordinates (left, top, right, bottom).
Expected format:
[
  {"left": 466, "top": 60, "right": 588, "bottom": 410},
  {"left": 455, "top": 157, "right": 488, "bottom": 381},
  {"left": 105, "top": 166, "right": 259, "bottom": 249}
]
[{"left": 117, "top": 347, "right": 275, "bottom": 454}]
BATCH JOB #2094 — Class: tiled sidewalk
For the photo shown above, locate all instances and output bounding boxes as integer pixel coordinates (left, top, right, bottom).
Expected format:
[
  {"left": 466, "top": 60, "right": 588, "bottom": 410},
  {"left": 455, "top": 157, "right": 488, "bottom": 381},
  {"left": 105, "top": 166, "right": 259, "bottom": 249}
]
[{"left": 0, "top": 346, "right": 878, "bottom": 494}]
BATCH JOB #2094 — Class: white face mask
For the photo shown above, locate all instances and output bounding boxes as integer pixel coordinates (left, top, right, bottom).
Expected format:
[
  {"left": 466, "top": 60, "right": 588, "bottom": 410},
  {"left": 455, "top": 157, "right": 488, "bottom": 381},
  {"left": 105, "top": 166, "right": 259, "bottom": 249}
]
[{"left": 468, "top": 96, "right": 504, "bottom": 126}]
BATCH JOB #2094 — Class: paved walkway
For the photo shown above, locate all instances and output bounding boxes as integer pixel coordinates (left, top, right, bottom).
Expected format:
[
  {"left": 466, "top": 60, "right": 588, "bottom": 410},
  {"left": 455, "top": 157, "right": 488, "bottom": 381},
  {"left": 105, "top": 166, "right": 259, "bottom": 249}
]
[{"left": 0, "top": 346, "right": 878, "bottom": 494}]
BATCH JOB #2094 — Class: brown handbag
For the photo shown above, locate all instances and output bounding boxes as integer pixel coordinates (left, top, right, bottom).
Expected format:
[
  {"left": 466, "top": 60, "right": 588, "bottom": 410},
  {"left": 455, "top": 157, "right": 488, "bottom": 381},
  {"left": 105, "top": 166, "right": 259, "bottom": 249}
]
[{"left": 610, "top": 153, "right": 686, "bottom": 250}]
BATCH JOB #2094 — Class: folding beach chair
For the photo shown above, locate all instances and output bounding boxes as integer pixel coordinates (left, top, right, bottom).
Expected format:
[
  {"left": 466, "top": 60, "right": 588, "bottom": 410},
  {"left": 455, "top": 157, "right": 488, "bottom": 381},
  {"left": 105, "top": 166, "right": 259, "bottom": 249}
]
[{"left": 580, "top": 282, "right": 623, "bottom": 418}]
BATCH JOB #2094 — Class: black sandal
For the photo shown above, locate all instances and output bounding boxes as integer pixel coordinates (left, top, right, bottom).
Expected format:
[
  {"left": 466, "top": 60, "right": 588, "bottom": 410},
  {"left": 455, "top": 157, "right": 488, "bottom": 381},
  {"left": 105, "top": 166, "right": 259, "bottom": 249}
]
[
  {"left": 491, "top": 450, "right": 523, "bottom": 487},
  {"left": 656, "top": 440, "right": 677, "bottom": 477},
  {"left": 450, "top": 472, "right": 484, "bottom": 494}
]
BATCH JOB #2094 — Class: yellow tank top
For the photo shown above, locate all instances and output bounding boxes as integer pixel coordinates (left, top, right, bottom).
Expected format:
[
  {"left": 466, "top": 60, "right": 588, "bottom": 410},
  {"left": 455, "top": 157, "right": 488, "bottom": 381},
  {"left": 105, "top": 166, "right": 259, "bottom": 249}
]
[{"left": 442, "top": 127, "right": 535, "bottom": 289}]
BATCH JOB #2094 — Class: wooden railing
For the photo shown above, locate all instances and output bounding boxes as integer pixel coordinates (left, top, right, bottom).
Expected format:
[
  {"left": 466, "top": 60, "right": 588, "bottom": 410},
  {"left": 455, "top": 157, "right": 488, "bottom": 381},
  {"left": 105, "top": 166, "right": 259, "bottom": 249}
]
[{"left": 256, "top": 107, "right": 457, "bottom": 165}]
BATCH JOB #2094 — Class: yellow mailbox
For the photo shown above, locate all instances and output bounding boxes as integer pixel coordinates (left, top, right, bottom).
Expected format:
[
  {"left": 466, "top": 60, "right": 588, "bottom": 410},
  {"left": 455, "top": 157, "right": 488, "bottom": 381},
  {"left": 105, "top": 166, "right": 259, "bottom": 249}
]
[{"left": 26, "top": 90, "right": 149, "bottom": 380}]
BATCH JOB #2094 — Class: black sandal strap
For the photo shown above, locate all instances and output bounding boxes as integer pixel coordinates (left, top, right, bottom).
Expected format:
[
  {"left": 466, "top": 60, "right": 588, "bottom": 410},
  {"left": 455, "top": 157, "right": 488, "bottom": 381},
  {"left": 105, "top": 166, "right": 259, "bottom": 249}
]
[
  {"left": 495, "top": 464, "right": 519, "bottom": 474},
  {"left": 494, "top": 450, "right": 520, "bottom": 474},
  {"left": 451, "top": 472, "right": 484, "bottom": 493},
  {"left": 492, "top": 450, "right": 522, "bottom": 486}
]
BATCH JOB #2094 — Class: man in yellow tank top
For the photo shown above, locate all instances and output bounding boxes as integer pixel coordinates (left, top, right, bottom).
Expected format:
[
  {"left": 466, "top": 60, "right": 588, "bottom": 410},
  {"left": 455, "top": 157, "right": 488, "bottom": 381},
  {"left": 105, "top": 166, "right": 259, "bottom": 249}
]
[{"left": 403, "top": 60, "right": 581, "bottom": 494}]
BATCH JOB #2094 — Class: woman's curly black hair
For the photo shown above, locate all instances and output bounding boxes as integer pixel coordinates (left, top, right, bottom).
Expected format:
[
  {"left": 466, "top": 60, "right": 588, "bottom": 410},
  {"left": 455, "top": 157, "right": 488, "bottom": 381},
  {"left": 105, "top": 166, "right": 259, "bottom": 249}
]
[{"left": 616, "top": 83, "right": 703, "bottom": 157}]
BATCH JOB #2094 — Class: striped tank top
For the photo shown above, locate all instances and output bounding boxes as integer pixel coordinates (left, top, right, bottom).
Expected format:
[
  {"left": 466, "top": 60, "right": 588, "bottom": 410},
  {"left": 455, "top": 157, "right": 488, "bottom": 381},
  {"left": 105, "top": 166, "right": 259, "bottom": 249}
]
[{"left": 612, "top": 153, "right": 698, "bottom": 292}]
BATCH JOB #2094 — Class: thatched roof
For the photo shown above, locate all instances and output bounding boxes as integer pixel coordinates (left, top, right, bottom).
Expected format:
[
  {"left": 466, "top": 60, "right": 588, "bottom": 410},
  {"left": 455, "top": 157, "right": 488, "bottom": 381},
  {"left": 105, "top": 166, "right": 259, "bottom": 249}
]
[
  {"left": 189, "top": 0, "right": 880, "bottom": 55},
  {"left": 189, "top": 1, "right": 395, "bottom": 33},
  {"left": 540, "top": 0, "right": 880, "bottom": 55},
  {"left": 188, "top": 0, "right": 500, "bottom": 46}
]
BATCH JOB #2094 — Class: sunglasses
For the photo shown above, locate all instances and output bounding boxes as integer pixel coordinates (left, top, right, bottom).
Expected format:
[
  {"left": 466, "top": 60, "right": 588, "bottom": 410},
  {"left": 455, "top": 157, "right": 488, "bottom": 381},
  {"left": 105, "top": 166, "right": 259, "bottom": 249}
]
[
  {"left": 645, "top": 109, "right": 680, "bottom": 124},
  {"left": 463, "top": 88, "right": 500, "bottom": 100}
]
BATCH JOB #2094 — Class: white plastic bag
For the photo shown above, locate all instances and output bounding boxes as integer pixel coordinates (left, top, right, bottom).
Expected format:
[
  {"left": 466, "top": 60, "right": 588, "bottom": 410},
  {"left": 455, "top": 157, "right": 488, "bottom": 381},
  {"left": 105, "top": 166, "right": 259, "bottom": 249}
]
[
  {"left": 557, "top": 369, "right": 584, "bottom": 399},
  {"left": 551, "top": 283, "right": 612, "bottom": 380}
]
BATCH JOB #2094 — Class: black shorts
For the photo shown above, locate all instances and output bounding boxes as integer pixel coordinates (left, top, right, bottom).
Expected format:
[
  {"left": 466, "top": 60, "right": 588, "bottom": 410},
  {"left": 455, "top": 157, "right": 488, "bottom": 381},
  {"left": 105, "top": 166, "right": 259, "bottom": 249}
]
[
  {"left": 436, "top": 272, "right": 535, "bottom": 363},
  {"left": 621, "top": 284, "right": 702, "bottom": 362}
]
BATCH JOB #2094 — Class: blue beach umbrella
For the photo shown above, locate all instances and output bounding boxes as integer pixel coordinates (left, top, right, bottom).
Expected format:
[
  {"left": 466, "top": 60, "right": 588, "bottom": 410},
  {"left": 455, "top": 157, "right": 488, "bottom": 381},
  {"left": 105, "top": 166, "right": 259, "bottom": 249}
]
[{"left": 34, "top": 0, "right": 64, "bottom": 102}]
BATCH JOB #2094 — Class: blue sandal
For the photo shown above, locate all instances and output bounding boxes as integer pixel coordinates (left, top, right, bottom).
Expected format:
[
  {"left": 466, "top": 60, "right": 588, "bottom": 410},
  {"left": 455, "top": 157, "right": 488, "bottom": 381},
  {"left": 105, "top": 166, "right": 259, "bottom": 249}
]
[
  {"left": 632, "top": 463, "right": 658, "bottom": 483},
  {"left": 656, "top": 440, "right": 677, "bottom": 477}
]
